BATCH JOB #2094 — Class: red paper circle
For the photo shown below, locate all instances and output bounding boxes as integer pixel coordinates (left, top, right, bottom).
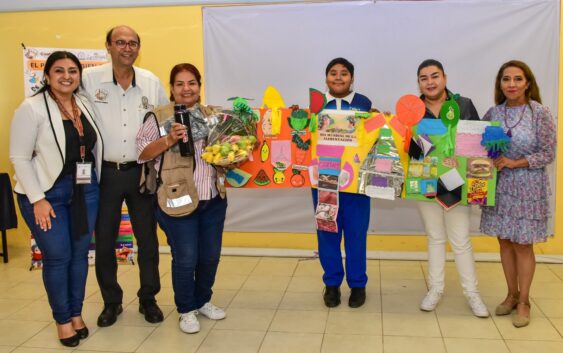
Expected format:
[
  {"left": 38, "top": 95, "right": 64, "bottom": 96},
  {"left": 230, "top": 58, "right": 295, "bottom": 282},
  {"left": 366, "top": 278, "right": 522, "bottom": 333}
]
[{"left": 396, "top": 94, "right": 425, "bottom": 126}]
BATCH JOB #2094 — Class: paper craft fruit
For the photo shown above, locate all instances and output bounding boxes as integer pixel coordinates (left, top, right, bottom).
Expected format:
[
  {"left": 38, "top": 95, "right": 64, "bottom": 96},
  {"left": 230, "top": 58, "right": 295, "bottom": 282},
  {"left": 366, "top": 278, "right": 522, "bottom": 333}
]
[
  {"left": 290, "top": 170, "right": 305, "bottom": 187},
  {"left": 288, "top": 109, "right": 309, "bottom": 131},
  {"left": 226, "top": 168, "right": 252, "bottom": 187},
  {"left": 202, "top": 135, "right": 256, "bottom": 166},
  {"left": 260, "top": 140, "right": 270, "bottom": 162},
  {"left": 253, "top": 169, "right": 271, "bottom": 186},
  {"left": 273, "top": 168, "right": 285, "bottom": 184}
]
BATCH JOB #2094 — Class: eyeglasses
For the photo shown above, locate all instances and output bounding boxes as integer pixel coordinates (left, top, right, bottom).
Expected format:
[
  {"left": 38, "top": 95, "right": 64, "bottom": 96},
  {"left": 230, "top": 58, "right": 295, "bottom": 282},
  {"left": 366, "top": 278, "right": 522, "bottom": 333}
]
[{"left": 111, "top": 40, "right": 139, "bottom": 49}]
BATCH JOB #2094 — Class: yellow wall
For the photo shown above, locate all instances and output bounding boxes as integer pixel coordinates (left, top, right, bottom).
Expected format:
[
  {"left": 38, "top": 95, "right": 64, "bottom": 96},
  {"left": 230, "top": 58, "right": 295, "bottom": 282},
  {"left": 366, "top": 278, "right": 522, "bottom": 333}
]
[{"left": 0, "top": 5, "right": 561, "bottom": 255}]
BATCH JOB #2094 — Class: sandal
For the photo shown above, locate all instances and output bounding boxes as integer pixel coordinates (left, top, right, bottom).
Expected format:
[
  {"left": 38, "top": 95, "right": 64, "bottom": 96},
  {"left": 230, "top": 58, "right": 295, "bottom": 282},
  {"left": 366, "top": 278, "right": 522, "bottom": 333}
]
[
  {"left": 512, "top": 302, "right": 531, "bottom": 328},
  {"left": 495, "top": 292, "right": 519, "bottom": 316}
]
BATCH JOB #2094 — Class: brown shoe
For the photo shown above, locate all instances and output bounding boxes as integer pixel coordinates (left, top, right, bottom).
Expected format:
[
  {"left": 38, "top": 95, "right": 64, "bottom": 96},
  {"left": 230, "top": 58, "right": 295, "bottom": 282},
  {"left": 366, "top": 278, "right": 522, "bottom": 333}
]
[
  {"left": 495, "top": 293, "right": 519, "bottom": 316},
  {"left": 512, "top": 302, "right": 531, "bottom": 328}
]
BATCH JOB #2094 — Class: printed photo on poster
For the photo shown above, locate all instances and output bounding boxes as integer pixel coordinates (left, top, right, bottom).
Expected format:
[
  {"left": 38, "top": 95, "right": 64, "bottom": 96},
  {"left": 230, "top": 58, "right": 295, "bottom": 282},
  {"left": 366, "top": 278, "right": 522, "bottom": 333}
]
[
  {"left": 317, "top": 109, "right": 358, "bottom": 146},
  {"left": 467, "top": 158, "right": 493, "bottom": 179}
]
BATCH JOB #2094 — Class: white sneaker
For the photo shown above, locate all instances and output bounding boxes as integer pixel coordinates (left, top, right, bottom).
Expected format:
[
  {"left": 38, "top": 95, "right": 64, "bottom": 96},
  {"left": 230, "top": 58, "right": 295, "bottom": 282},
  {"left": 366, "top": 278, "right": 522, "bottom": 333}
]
[
  {"left": 465, "top": 292, "right": 490, "bottom": 318},
  {"left": 179, "top": 311, "right": 200, "bottom": 333},
  {"left": 420, "top": 288, "right": 443, "bottom": 311},
  {"left": 198, "top": 302, "right": 226, "bottom": 320}
]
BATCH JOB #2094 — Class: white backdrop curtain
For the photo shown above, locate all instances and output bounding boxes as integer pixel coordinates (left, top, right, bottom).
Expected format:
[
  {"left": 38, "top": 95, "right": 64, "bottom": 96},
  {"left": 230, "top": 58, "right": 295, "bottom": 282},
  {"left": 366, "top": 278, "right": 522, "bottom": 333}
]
[{"left": 204, "top": 0, "right": 559, "bottom": 234}]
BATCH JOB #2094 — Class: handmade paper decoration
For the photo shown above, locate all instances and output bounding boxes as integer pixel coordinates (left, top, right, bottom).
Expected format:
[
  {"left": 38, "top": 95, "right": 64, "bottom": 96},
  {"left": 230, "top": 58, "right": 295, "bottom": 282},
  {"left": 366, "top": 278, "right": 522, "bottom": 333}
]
[
  {"left": 358, "top": 125, "right": 404, "bottom": 200},
  {"left": 262, "top": 86, "right": 285, "bottom": 135},
  {"left": 439, "top": 100, "right": 460, "bottom": 157},
  {"left": 481, "top": 125, "right": 510, "bottom": 159},
  {"left": 395, "top": 95, "right": 425, "bottom": 152},
  {"left": 404, "top": 116, "right": 499, "bottom": 208},
  {"left": 309, "top": 88, "right": 327, "bottom": 133}
]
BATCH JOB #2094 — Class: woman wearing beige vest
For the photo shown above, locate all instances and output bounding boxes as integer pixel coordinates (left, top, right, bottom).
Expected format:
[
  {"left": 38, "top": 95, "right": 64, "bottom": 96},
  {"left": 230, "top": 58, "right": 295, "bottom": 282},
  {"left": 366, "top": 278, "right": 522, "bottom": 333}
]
[{"left": 136, "top": 63, "right": 227, "bottom": 334}]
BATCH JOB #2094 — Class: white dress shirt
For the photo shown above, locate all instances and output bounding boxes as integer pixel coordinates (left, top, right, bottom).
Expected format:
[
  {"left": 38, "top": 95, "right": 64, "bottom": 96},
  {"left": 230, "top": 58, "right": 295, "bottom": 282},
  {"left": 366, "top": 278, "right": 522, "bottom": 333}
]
[{"left": 82, "top": 63, "right": 168, "bottom": 163}]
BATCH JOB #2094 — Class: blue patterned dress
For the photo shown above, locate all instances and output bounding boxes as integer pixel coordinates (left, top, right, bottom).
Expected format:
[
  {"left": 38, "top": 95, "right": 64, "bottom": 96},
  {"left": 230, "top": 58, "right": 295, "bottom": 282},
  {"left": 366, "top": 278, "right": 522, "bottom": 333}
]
[{"left": 480, "top": 100, "right": 556, "bottom": 244}]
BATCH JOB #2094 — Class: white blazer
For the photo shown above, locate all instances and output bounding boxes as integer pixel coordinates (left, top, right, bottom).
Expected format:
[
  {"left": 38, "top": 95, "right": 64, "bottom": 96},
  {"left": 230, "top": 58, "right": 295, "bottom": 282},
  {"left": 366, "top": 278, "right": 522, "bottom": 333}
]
[{"left": 10, "top": 91, "right": 104, "bottom": 203}]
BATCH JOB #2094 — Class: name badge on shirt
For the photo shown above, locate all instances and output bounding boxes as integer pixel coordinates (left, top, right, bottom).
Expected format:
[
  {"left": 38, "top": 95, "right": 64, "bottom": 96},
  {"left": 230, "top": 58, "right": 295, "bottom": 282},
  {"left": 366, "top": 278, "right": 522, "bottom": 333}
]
[{"left": 76, "top": 162, "right": 92, "bottom": 184}]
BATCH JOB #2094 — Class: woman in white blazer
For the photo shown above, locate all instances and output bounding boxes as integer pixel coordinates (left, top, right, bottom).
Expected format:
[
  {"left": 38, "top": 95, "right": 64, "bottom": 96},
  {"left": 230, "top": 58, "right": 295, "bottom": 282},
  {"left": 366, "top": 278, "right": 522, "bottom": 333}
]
[{"left": 10, "top": 51, "right": 103, "bottom": 347}]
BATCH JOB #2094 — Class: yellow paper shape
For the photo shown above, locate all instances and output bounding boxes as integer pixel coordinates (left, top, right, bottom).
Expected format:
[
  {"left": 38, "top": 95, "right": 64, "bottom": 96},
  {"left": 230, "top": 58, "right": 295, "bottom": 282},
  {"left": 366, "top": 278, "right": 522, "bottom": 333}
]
[{"left": 262, "top": 86, "right": 285, "bottom": 135}]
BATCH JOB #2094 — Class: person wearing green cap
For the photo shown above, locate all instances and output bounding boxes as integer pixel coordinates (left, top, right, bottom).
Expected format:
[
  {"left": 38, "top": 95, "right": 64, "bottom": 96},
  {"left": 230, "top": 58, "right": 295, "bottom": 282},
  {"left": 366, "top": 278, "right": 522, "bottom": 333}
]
[{"left": 415, "top": 59, "right": 489, "bottom": 318}]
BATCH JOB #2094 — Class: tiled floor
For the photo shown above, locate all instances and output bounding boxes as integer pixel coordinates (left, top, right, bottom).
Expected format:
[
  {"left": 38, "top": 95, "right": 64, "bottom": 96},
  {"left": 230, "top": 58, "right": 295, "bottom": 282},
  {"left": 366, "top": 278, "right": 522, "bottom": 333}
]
[{"left": 1, "top": 248, "right": 563, "bottom": 352}]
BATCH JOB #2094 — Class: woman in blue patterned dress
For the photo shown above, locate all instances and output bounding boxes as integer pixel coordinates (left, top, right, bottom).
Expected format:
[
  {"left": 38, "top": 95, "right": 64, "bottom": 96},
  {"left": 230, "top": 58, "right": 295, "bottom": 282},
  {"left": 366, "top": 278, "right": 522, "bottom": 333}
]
[{"left": 480, "top": 60, "right": 556, "bottom": 328}]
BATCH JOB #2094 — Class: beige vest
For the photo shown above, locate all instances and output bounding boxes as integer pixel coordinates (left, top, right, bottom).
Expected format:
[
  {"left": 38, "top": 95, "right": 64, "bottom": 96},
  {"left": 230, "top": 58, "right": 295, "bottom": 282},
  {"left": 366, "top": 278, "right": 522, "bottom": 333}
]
[{"left": 140, "top": 103, "right": 226, "bottom": 217}]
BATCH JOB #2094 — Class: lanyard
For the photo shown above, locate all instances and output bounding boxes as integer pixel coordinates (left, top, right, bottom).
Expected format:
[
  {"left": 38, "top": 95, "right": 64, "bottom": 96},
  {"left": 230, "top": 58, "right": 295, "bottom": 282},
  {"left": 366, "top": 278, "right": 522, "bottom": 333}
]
[{"left": 48, "top": 90, "right": 86, "bottom": 162}]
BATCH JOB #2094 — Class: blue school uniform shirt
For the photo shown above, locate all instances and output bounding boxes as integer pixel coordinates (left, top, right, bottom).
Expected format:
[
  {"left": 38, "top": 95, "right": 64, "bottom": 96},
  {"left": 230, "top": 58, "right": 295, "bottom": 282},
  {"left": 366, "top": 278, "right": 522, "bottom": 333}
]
[{"left": 325, "top": 91, "right": 372, "bottom": 112}]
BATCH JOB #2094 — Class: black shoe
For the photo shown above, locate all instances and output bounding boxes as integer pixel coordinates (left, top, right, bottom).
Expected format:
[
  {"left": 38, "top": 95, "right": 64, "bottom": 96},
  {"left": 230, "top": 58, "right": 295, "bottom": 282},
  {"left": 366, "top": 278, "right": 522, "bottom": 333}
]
[
  {"left": 323, "top": 286, "right": 341, "bottom": 307},
  {"left": 349, "top": 287, "right": 366, "bottom": 308},
  {"left": 139, "top": 300, "right": 164, "bottom": 323},
  {"left": 75, "top": 326, "right": 89, "bottom": 339},
  {"left": 97, "top": 304, "right": 123, "bottom": 327},
  {"left": 59, "top": 334, "right": 80, "bottom": 347}
]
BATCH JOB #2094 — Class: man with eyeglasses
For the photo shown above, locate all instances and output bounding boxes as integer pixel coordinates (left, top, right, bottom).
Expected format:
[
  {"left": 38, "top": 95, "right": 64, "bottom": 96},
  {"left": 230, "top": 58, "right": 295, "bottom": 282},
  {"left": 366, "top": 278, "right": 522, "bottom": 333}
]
[{"left": 83, "top": 25, "right": 168, "bottom": 327}]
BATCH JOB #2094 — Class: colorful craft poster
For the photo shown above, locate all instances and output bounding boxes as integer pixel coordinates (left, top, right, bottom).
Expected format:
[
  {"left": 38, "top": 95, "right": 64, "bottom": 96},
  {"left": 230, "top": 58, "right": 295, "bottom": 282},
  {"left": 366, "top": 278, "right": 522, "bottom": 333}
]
[
  {"left": 225, "top": 108, "right": 311, "bottom": 188},
  {"left": 317, "top": 109, "right": 359, "bottom": 146},
  {"left": 311, "top": 110, "right": 388, "bottom": 194},
  {"left": 23, "top": 47, "right": 108, "bottom": 96},
  {"left": 89, "top": 202, "right": 135, "bottom": 265},
  {"left": 404, "top": 118, "right": 498, "bottom": 207}
]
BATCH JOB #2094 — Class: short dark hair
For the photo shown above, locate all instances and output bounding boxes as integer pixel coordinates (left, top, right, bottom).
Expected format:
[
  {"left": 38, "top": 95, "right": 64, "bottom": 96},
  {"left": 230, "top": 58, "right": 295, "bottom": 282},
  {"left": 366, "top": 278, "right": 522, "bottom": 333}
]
[
  {"left": 169, "top": 63, "right": 202, "bottom": 102},
  {"left": 325, "top": 57, "right": 354, "bottom": 77},
  {"left": 105, "top": 25, "right": 141, "bottom": 45},
  {"left": 417, "top": 59, "right": 445, "bottom": 77},
  {"left": 35, "top": 51, "right": 83, "bottom": 95}
]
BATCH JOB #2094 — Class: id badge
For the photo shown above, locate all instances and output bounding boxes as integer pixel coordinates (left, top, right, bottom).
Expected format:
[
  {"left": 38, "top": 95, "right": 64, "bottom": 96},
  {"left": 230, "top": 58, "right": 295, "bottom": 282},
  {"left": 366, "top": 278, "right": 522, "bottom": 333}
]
[{"left": 76, "top": 162, "right": 92, "bottom": 184}]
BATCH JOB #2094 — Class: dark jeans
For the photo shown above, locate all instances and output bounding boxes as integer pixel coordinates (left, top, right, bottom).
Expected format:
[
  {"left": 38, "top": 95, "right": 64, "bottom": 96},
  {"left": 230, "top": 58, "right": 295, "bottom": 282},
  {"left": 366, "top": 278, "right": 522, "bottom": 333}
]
[
  {"left": 157, "top": 196, "right": 227, "bottom": 313},
  {"left": 95, "top": 164, "right": 160, "bottom": 304},
  {"left": 18, "top": 173, "right": 99, "bottom": 324}
]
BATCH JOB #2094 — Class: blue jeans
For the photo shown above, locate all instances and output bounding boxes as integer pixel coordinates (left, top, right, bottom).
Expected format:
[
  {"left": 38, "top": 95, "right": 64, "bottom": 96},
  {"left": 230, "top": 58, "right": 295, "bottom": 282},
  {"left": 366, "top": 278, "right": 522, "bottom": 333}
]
[
  {"left": 17, "top": 173, "right": 99, "bottom": 324},
  {"left": 157, "top": 196, "right": 227, "bottom": 313}
]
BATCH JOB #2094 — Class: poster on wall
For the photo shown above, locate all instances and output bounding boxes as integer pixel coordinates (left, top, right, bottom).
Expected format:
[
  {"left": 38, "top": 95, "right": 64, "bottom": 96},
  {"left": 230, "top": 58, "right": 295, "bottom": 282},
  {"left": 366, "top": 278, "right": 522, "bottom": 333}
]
[{"left": 22, "top": 47, "right": 107, "bottom": 97}]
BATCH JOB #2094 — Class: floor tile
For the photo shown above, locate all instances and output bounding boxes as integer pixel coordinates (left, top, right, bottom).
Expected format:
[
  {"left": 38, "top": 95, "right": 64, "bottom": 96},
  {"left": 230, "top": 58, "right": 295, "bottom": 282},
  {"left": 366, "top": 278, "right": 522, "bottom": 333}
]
[
  {"left": 380, "top": 265, "right": 424, "bottom": 280},
  {"left": 437, "top": 314, "right": 501, "bottom": 339},
  {"left": 114, "top": 302, "right": 175, "bottom": 327},
  {"left": 381, "top": 294, "right": 422, "bottom": 314},
  {"left": 0, "top": 299, "right": 34, "bottom": 320},
  {"left": 241, "top": 275, "right": 291, "bottom": 291},
  {"left": 532, "top": 298, "right": 563, "bottom": 318},
  {"left": 213, "top": 308, "right": 275, "bottom": 331},
  {"left": 279, "top": 292, "right": 328, "bottom": 312},
  {"left": 286, "top": 276, "right": 324, "bottom": 293},
  {"left": 293, "top": 260, "right": 323, "bottom": 277},
  {"left": 326, "top": 311, "right": 382, "bottom": 335},
  {"left": 213, "top": 274, "right": 248, "bottom": 291},
  {"left": 269, "top": 310, "right": 327, "bottom": 333},
  {"left": 330, "top": 294, "right": 381, "bottom": 313},
  {"left": 197, "top": 330, "right": 265, "bottom": 353},
  {"left": 443, "top": 338, "right": 510, "bottom": 353},
  {"left": 383, "top": 312, "right": 441, "bottom": 337},
  {"left": 380, "top": 278, "right": 427, "bottom": 296},
  {"left": 229, "top": 290, "right": 284, "bottom": 310},
  {"left": 77, "top": 325, "right": 155, "bottom": 351},
  {"left": 321, "top": 334, "right": 382, "bottom": 353},
  {"left": 505, "top": 340, "right": 563, "bottom": 353},
  {"left": 383, "top": 336, "right": 446, "bottom": 353},
  {"left": 251, "top": 258, "right": 298, "bottom": 277},
  {"left": 0, "top": 319, "right": 49, "bottom": 346},
  {"left": 0, "top": 347, "right": 14, "bottom": 353},
  {"left": 210, "top": 289, "right": 238, "bottom": 309},
  {"left": 217, "top": 258, "right": 258, "bottom": 276},
  {"left": 493, "top": 316, "right": 562, "bottom": 340},
  {"left": 21, "top": 322, "right": 80, "bottom": 350},
  {"left": 258, "top": 332, "right": 322, "bottom": 353},
  {"left": 12, "top": 348, "right": 70, "bottom": 353}
]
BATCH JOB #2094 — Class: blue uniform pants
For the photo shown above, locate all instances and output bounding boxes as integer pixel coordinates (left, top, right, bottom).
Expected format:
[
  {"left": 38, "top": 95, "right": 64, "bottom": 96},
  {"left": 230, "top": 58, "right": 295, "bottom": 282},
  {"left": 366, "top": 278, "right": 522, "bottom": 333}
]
[{"left": 312, "top": 189, "right": 370, "bottom": 288}]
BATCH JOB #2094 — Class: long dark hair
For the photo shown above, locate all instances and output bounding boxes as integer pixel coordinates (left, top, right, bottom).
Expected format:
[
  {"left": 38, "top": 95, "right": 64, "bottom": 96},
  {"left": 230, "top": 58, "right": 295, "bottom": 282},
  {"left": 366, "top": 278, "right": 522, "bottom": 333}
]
[
  {"left": 34, "top": 51, "right": 83, "bottom": 96},
  {"left": 168, "top": 63, "right": 202, "bottom": 102},
  {"left": 494, "top": 60, "right": 541, "bottom": 105}
]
